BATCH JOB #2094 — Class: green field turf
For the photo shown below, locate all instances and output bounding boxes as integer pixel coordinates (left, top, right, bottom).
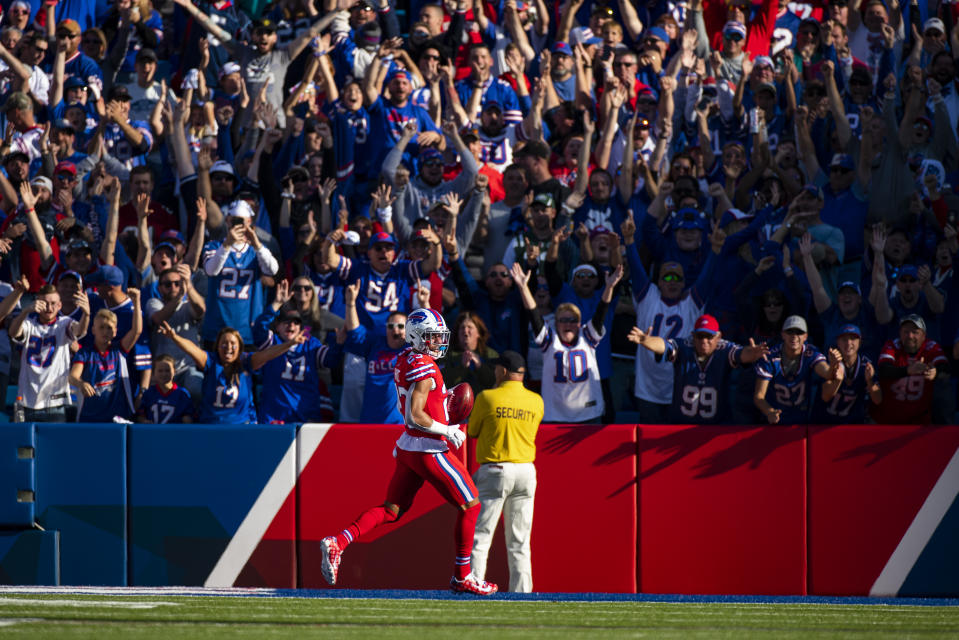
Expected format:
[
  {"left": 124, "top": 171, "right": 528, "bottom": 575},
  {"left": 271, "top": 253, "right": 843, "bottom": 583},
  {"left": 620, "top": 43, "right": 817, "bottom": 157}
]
[{"left": 1, "top": 593, "right": 958, "bottom": 639}]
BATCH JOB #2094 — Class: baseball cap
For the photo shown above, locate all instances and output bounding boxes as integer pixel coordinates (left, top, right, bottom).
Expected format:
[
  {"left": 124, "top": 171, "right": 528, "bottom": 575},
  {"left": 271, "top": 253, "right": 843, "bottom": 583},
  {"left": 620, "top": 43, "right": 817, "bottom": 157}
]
[
  {"left": 136, "top": 48, "right": 158, "bottom": 63},
  {"left": 838, "top": 324, "right": 862, "bottom": 339},
  {"left": 552, "top": 41, "right": 573, "bottom": 56},
  {"left": 160, "top": 230, "right": 186, "bottom": 245},
  {"left": 86, "top": 265, "right": 124, "bottom": 287},
  {"left": 838, "top": 281, "right": 861, "bottom": 295},
  {"left": 57, "top": 19, "right": 81, "bottom": 36},
  {"left": 387, "top": 68, "right": 412, "bottom": 84},
  {"left": 63, "top": 76, "right": 87, "bottom": 90},
  {"left": 900, "top": 314, "right": 927, "bottom": 333},
  {"left": 252, "top": 18, "right": 277, "bottom": 32},
  {"left": 801, "top": 183, "right": 824, "bottom": 200},
  {"left": 278, "top": 309, "right": 303, "bottom": 324},
  {"left": 371, "top": 231, "right": 396, "bottom": 246},
  {"left": 830, "top": 154, "right": 855, "bottom": 170},
  {"left": 897, "top": 264, "right": 919, "bottom": 280},
  {"left": 693, "top": 314, "right": 720, "bottom": 336},
  {"left": 589, "top": 225, "right": 614, "bottom": 239},
  {"left": 493, "top": 350, "right": 526, "bottom": 373},
  {"left": 782, "top": 315, "right": 808, "bottom": 333},
  {"left": 754, "top": 55, "right": 774, "bottom": 69},
  {"left": 644, "top": 26, "right": 670, "bottom": 45},
  {"left": 55, "top": 160, "right": 77, "bottom": 176},
  {"left": 723, "top": 21, "right": 747, "bottom": 39},
  {"left": 223, "top": 199, "right": 255, "bottom": 219},
  {"left": 107, "top": 85, "right": 132, "bottom": 102},
  {"left": 59, "top": 270, "right": 83, "bottom": 287},
  {"left": 531, "top": 192, "right": 556, "bottom": 208},
  {"left": 719, "top": 208, "right": 754, "bottom": 228},
  {"left": 53, "top": 118, "right": 76, "bottom": 133},
  {"left": 210, "top": 160, "right": 236, "bottom": 176},
  {"left": 757, "top": 81, "right": 777, "bottom": 96},
  {"left": 915, "top": 116, "right": 933, "bottom": 131},
  {"left": 482, "top": 100, "right": 503, "bottom": 113},
  {"left": 154, "top": 241, "right": 178, "bottom": 255},
  {"left": 30, "top": 176, "right": 52, "bottom": 192},
  {"left": 924, "top": 17, "right": 945, "bottom": 33},
  {"left": 218, "top": 62, "right": 242, "bottom": 79},
  {"left": 357, "top": 21, "right": 382, "bottom": 48}
]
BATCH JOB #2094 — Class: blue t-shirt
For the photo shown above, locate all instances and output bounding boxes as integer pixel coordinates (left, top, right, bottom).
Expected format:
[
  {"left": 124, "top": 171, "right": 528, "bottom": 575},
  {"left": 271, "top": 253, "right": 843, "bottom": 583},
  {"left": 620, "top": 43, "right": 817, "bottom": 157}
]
[
  {"left": 199, "top": 351, "right": 256, "bottom": 424},
  {"left": 138, "top": 384, "right": 195, "bottom": 424}
]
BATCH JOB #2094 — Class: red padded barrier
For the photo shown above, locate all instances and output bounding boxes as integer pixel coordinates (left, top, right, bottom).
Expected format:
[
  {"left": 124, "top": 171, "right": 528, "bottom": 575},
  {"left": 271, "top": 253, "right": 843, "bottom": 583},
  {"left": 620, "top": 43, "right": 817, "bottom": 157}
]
[
  {"left": 296, "top": 424, "right": 468, "bottom": 590},
  {"left": 807, "top": 425, "right": 959, "bottom": 596},
  {"left": 638, "top": 425, "right": 807, "bottom": 595},
  {"left": 522, "top": 424, "right": 637, "bottom": 593}
]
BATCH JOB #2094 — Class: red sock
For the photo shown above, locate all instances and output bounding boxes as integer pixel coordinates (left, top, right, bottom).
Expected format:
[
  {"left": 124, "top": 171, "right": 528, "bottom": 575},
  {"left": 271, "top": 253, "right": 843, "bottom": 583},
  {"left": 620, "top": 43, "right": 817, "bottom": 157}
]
[
  {"left": 454, "top": 503, "right": 479, "bottom": 579},
  {"left": 336, "top": 505, "right": 397, "bottom": 549}
]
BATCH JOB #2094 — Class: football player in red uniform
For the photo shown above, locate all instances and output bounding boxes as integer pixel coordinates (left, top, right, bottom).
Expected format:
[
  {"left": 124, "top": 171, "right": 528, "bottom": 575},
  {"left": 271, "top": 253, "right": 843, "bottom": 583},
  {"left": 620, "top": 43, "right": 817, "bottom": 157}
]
[
  {"left": 319, "top": 308, "right": 498, "bottom": 595},
  {"left": 873, "top": 314, "right": 949, "bottom": 424}
]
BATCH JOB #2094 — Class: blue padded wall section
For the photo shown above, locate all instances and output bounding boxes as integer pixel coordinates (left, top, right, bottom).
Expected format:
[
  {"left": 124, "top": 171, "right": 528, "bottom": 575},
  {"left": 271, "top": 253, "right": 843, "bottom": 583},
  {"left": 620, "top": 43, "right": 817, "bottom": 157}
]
[
  {"left": 0, "top": 530, "right": 59, "bottom": 585},
  {"left": 128, "top": 424, "right": 296, "bottom": 586},
  {"left": 35, "top": 424, "right": 127, "bottom": 585},
  {"left": 0, "top": 423, "right": 35, "bottom": 526}
]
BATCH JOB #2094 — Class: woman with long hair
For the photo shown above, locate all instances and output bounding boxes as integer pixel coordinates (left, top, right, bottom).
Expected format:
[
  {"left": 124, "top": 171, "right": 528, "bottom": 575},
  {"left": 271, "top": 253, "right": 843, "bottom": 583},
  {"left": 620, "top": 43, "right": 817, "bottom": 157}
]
[
  {"left": 157, "top": 323, "right": 304, "bottom": 424},
  {"left": 271, "top": 277, "right": 325, "bottom": 338},
  {"left": 442, "top": 311, "right": 499, "bottom": 394}
]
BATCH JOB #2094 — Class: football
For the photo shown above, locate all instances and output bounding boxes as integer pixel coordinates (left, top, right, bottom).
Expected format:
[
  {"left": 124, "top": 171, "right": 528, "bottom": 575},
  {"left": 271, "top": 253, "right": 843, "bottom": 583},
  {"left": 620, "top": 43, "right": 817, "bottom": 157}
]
[{"left": 447, "top": 383, "right": 475, "bottom": 424}]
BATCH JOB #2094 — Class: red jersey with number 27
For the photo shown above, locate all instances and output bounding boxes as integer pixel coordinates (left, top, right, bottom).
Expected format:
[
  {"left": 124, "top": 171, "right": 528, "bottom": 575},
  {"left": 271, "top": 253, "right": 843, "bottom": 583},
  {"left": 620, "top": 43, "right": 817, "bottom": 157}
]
[
  {"left": 873, "top": 338, "right": 947, "bottom": 424},
  {"left": 394, "top": 346, "right": 450, "bottom": 443}
]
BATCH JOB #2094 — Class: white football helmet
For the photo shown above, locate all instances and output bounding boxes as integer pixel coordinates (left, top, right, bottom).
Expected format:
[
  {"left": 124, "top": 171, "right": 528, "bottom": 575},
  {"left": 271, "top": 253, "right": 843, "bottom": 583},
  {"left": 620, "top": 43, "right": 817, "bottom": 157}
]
[{"left": 406, "top": 308, "right": 450, "bottom": 359}]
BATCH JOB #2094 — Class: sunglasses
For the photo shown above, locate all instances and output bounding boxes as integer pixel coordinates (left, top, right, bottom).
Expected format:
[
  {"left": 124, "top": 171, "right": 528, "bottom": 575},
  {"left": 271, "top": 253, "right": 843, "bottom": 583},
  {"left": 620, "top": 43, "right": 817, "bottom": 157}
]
[
  {"left": 159, "top": 280, "right": 182, "bottom": 287},
  {"left": 763, "top": 300, "right": 783, "bottom": 307},
  {"left": 613, "top": 61, "right": 637, "bottom": 68},
  {"left": 575, "top": 273, "right": 597, "bottom": 279},
  {"left": 661, "top": 273, "right": 684, "bottom": 282},
  {"left": 487, "top": 271, "right": 510, "bottom": 278},
  {"left": 422, "top": 159, "right": 443, "bottom": 167},
  {"left": 33, "top": 46, "right": 48, "bottom": 54},
  {"left": 56, "top": 173, "right": 75, "bottom": 181},
  {"left": 830, "top": 166, "right": 852, "bottom": 174},
  {"left": 724, "top": 33, "right": 744, "bottom": 41},
  {"left": 212, "top": 174, "right": 234, "bottom": 182},
  {"left": 372, "top": 244, "right": 394, "bottom": 252},
  {"left": 292, "top": 284, "right": 313, "bottom": 292},
  {"left": 898, "top": 276, "right": 918, "bottom": 283},
  {"left": 57, "top": 32, "right": 79, "bottom": 39},
  {"left": 386, "top": 322, "right": 405, "bottom": 330},
  {"left": 556, "top": 317, "right": 579, "bottom": 324},
  {"left": 422, "top": 53, "right": 440, "bottom": 61},
  {"left": 280, "top": 317, "right": 303, "bottom": 324}
]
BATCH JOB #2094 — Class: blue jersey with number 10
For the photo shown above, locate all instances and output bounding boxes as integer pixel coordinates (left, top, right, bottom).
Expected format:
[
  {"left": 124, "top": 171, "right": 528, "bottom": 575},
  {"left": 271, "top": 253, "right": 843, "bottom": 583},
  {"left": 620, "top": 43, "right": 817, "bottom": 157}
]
[{"left": 201, "top": 242, "right": 268, "bottom": 342}]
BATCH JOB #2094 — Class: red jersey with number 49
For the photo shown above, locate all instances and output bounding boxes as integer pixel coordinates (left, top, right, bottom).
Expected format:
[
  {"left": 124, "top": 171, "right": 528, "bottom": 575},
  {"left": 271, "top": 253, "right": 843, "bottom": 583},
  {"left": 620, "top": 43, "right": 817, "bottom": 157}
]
[
  {"left": 394, "top": 346, "right": 449, "bottom": 441},
  {"left": 873, "top": 338, "right": 947, "bottom": 424}
]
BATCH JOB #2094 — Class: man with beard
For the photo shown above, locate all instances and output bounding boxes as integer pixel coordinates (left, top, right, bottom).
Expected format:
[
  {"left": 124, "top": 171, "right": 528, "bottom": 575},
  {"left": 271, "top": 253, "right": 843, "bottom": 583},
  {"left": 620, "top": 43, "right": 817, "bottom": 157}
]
[
  {"left": 514, "top": 140, "right": 570, "bottom": 222},
  {"left": 479, "top": 163, "right": 528, "bottom": 272},
  {"left": 0, "top": 178, "right": 63, "bottom": 292},
  {"left": 385, "top": 121, "right": 475, "bottom": 242},
  {"left": 874, "top": 314, "right": 947, "bottom": 423}
]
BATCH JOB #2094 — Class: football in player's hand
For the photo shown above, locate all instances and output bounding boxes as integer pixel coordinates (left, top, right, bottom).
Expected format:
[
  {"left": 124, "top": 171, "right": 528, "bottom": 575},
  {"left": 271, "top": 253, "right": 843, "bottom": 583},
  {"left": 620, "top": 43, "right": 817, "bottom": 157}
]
[{"left": 447, "top": 383, "right": 474, "bottom": 424}]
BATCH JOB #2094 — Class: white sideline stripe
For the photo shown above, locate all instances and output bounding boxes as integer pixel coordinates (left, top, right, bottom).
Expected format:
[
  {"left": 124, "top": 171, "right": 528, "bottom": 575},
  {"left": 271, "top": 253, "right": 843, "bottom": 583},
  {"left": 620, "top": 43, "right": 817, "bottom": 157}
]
[
  {"left": 204, "top": 424, "right": 332, "bottom": 588},
  {"left": 0, "top": 597, "right": 179, "bottom": 609},
  {"left": 870, "top": 445, "right": 959, "bottom": 597},
  {"left": 0, "top": 587, "right": 281, "bottom": 596}
]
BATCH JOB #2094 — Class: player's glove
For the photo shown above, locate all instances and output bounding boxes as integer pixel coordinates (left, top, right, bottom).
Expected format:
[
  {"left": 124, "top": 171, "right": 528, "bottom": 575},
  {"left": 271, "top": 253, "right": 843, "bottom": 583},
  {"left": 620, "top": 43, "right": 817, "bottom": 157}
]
[{"left": 446, "top": 425, "right": 466, "bottom": 449}]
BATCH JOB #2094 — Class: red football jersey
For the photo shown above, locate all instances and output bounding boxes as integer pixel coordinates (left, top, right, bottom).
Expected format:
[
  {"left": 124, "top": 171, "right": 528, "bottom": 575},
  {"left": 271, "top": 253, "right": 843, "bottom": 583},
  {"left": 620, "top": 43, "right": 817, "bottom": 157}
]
[
  {"left": 872, "top": 338, "right": 947, "bottom": 424},
  {"left": 394, "top": 346, "right": 450, "bottom": 441}
]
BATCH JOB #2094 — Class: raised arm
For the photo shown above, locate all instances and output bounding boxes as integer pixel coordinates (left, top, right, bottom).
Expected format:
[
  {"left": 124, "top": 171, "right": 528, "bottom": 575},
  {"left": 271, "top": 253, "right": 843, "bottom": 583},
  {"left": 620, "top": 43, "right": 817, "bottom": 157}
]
[
  {"left": 120, "top": 288, "right": 142, "bottom": 353},
  {"left": 798, "top": 233, "right": 832, "bottom": 314},
  {"left": 17, "top": 182, "right": 54, "bottom": 270},
  {"left": 251, "top": 327, "right": 307, "bottom": 370},
  {"left": 171, "top": 0, "right": 235, "bottom": 53},
  {"left": 156, "top": 320, "right": 207, "bottom": 369},
  {"left": 133, "top": 192, "right": 151, "bottom": 273},
  {"left": 869, "top": 226, "right": 894, "bottom": 325},
  {"left": 627, "top": 324, "right": 666, "bottom": 355},
  {"left": 99, "top": 175, "right": 122, "bottom": 266}
]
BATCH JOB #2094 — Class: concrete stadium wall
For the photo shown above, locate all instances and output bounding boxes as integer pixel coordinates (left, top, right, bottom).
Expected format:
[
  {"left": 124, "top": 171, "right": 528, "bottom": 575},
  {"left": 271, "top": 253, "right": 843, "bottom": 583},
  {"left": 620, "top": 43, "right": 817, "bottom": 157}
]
[{"left": 1, "top": 422, "right": 957, "bottom": 596}]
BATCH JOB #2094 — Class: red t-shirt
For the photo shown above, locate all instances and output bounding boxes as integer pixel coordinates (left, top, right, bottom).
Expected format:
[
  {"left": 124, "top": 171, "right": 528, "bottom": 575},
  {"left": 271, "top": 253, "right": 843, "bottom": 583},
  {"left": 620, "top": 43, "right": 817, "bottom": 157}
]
[{"left": 118, "top": 199, "right": 180, "bottom": 238}]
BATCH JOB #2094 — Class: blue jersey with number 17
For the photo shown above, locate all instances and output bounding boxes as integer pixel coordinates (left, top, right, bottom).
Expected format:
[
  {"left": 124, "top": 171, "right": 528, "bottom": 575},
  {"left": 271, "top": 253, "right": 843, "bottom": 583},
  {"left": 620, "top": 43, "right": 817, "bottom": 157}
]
[
  {"left": 201, "top": 242, "right": 268, "bottom": 342},
  {"left": 199, "top": 351, "right": 257, "bottom": 424},
  {"left": 755, "top": 344, "right": 827, "bottom": 425}
]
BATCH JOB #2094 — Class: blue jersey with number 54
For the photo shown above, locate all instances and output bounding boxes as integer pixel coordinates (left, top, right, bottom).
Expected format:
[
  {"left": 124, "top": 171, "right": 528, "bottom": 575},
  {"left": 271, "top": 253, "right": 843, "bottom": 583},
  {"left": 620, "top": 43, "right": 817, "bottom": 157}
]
[{"left": 202, "top": 242, "right": 268, "bottom": 342}]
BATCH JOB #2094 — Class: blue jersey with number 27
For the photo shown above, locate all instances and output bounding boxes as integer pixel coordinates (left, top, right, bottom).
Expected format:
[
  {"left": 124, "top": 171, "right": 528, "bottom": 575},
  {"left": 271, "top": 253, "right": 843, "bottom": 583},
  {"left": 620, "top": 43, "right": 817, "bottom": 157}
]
[{"left": 755, "top": 344, "right": 826, "bottom": 425}]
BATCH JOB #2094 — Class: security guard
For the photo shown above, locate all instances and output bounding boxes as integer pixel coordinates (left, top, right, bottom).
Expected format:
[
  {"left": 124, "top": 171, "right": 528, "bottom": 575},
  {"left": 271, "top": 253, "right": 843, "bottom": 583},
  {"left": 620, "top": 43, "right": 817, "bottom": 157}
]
[{"left": 467, "top": 350, "right": 544, "bottom": 593}]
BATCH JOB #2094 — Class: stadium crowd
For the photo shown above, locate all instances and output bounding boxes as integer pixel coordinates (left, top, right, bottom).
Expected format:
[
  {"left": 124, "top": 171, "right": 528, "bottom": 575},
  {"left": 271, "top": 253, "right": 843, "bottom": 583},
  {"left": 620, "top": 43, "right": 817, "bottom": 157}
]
[{"left": 0, "top": 0, "right": 955, "bottom": 426}]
